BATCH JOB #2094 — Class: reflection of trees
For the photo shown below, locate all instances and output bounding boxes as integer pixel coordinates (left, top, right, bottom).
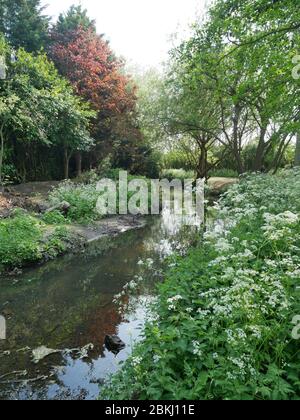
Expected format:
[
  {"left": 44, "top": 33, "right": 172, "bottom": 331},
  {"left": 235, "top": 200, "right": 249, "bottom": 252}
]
[
  {"left": 76, "top": 301, "right": 124, "bottom": 358},
  {"left": 0, "top": 214, "right": 198, "bottom": 399},
  {"left": 0, "top": 222, "right": 155, "bottom": 398}
]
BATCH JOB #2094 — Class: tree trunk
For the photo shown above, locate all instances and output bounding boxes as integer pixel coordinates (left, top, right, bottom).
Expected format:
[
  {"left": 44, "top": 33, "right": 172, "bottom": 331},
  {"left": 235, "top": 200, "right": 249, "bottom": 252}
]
[
  {"left": 232, "top": 104, "right": 244, "bottom": 174},
  {"left": 253, "top": 126, "right": 267, "bottom": 172},
  {"left": 273, "top": 139, "right": 290, "bottom": 174},
  {"left": 196, "top": 144, "right": 208, "bottom": 179},
  {"left": 64, "top": 149, "right": 71, "bottom": 179},
  {"left": 0, "top": 126, "right": 4, "bottom": 185},
  {"left": 295, "top": 133, "right": 300, "bottom": 166},
  {"left": 75, "top": 152, "right": 82, "bottom": 177}
]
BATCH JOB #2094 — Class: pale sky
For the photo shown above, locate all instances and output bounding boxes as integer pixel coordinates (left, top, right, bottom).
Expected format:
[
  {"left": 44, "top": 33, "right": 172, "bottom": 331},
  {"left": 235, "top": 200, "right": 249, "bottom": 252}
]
[{"left": 41, "top": 0, "right": 211, "bottom": 68}]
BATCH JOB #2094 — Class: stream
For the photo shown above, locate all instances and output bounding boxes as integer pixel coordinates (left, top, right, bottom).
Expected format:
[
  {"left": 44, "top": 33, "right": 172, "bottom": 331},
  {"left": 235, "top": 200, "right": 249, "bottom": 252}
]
[{"left": 0, "top": 209, "right": 200, "bottom": 400}]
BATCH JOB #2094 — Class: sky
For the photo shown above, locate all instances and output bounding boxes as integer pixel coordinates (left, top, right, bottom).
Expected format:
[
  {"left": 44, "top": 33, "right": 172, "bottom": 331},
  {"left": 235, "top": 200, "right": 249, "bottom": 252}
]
[{"left": 41, "top": 0, "right": 211, "bottom": 68}]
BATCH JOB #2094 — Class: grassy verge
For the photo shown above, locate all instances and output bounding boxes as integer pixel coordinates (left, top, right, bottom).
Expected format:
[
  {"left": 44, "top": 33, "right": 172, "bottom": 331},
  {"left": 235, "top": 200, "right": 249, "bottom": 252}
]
[
  {"left": 0, "top": 210, "right": 81, "bottom": 274},
  {"left": 101, "top": 169, "right": 300, "bottom": 400},
  {"left": 161, "top": 169, "right": 195, "bottom": 181}
]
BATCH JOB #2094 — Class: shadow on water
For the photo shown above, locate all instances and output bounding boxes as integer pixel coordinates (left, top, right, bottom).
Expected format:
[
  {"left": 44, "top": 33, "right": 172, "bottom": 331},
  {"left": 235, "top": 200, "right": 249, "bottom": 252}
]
[{"left": 0, "top": 209, "right": 200, "bottom": 400}]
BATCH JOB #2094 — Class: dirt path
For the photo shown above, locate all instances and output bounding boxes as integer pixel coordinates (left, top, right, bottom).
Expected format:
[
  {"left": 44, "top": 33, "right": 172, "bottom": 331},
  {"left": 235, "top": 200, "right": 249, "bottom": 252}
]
[{"left": 8, "top": 181, "right": 60, "bottom": 197}]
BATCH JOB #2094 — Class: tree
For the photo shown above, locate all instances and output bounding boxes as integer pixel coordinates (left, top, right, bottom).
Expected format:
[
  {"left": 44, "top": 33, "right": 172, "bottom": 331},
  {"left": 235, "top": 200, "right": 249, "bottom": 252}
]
[
  {"left": 0, "top": 94, "right": 19, "bottom": 184},
  {"left": 54, "top": 5, "right": 96, "bottom": 37},
  {"left": 49, "top": 24, "right": 137, "bottom": 174},
  {"left": 0, "top": 0, "right": 50, "bottom": 52},
  {"left": 295, "top": 135, "right": 300, "bottom": 166},
  {"left": 162, "top": 0, "right": 300, "bottom": 175},
  {"left": 207, "top": 0, "right": 300, "bottom": 168},
  {"left": 46, "top": 91, "right": 95, "bottom": 179},
  {"left": 0, "top": 38, "right": 95, "bottom": 183},
  {"left": 158, "top": 64, "right": 224, "bottom": 178}
]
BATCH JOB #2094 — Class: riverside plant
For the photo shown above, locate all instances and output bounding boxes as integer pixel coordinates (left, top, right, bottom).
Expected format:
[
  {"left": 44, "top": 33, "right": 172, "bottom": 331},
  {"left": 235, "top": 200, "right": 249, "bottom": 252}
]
[
  {"left": 48, "top": 174, "right": 152, "bottom": 224},
  {"left": 0, "top": 210, "right": 76, "bottom": 272},
  {"left": 101, "top": 168, "right": 300, "bottom": 400}
]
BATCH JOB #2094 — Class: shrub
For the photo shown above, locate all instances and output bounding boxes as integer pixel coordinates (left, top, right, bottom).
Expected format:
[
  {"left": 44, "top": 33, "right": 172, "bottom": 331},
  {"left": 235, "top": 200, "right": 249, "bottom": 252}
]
[
  {"left": 161, "top": 169, "right": 195, "bottom": 181},
  {"left": 0, "top": 211, "right": 43, "bottom": 269},
  {"left": 209, "top": 169, "right": 238, "bottom": 178},
  {"left": 162, "top": 151, "right": 193, "bottom": 171},
  {"left": 49, "top": 174, "right": 153, "bottom": 223},
  {"left": 42, "top": 210, "right": 68, "bottom": 225},
  {"left": 42, "top": 227, "right": 78, "bottom": 260},
  {"left": 0, "top": 212, "right": 81, "bottom": 272},
  {"left": 49, "top": 181, "right": 101, "bottom": 223}
]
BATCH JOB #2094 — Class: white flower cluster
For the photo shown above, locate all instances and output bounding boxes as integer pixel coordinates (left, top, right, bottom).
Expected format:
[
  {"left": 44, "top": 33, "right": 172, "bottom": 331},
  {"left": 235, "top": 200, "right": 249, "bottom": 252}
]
[
  {"left": 192, "top": 341, "right": 203, "bottom": 357},
  {"left": 262, "top": 211, "right": 299, "bottom": 241},
  {"left": 131, "top": 356, "right": 143, "bottom": 368},
  {"left": 191, "top": 170, "right": 300, "bottom": 379},
  {"left": 167, "top": 295, "right": 183, "bottom": 311}
]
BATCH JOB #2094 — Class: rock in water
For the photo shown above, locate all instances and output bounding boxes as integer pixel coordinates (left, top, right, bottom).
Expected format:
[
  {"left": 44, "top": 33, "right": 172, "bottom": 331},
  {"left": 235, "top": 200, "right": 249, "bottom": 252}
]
[
  {"left": 32, "top": 346, "right": 61, "bottom": 364},
  {"left": 44, "top": 201, "right": 70, "bottom": 215},
  {"left": 105, "top": 335, "right": 126, "bottom": 355}
]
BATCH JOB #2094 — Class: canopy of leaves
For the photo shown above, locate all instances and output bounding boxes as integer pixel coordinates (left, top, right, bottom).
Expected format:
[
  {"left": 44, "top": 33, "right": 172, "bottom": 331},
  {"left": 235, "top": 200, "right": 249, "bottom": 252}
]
[
  {"left": 0, "top": 38, "right": 95, "bottom": 182},
  {"left": 142, "top": 0, "right": 300, "bottom": 176},
  {"left": 54, "top": 5, "right": 96, "bottom": 37},
  {"left": 0, "top": 0, "right": 50, "bottom": 52}
]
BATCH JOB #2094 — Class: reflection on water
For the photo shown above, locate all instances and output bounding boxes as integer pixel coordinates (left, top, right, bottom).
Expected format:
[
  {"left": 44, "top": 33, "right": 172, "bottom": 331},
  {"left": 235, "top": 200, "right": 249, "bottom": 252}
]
[{"left": 0, "top": 209, "right": 200, "bottom": 400}]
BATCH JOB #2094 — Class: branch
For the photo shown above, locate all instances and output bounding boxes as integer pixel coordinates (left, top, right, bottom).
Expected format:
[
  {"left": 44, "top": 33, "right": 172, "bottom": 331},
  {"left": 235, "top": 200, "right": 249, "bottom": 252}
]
[{"left": 220, "top": 22, "right": 300, "bottom": 62}]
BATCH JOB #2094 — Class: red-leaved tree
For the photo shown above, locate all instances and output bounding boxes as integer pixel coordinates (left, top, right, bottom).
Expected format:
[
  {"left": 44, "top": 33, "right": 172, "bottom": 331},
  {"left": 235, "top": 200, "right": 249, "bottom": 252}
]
[{"left": 49, "top": 27, "right": 137, "bottom": 174}]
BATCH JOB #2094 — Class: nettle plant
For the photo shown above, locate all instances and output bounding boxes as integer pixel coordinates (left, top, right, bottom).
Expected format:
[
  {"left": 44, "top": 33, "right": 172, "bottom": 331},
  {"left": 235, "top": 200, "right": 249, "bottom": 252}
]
[{"left": 102, "top": 168, "right": 300, "bottom": 401}]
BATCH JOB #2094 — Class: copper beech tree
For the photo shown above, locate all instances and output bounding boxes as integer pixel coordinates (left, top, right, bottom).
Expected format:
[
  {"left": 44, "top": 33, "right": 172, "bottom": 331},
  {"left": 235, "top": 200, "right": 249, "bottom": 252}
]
[{"left": 49, "top": 26, "right": 137, "bottom": 176}]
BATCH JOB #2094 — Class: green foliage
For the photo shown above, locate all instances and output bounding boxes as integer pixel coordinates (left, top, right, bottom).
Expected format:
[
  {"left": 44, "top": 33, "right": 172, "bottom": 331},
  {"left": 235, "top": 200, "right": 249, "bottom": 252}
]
[
  {"left": 296, "top": 135, "right": 300, "bottom": 167},
  {"left": 102, "top": 169, "right": 300, "bottom": 400},
  {"left": 49, "top": 172, "right": 153, "bottom": 224},
  {"left": 113, "top": 141, "right": 161, "bottom": 179},
  {"left": 161, "top": 169, "right": 195, "bottom": 181},
  {"left": 162, "top": 151, "right": 193, "bottom": 171},
  {"left": 0, "top": 38, "right": 95, "bottom": 183},
  {"left": 0, "top": 211, "right": 43, "bottom": 269},
  {"left": 142, "top": 0, "right": 300, "bottom": 176},
  {"left": 41, "top": 227, "right": 74, "bottom": 260},
  {"left": 49, "top": 181, "right": 101, "bottom": 224},
  {"left": 0, "top": 163, "right": 19, "bottom": 185},
  {"left": 209, "top": 169, "right": 238, "bottom": 178},
  {"left": 0, "top": 0, "right": 50, "bottom": 52},
  {"left": 41, "top": 210, "right": 68, "bottom": 225},
  {"left": 53, "top": 5, "right": 96, "bottom": 36},
  {"left": 0, "top": 211, "right": 80, "bottom": 273}
]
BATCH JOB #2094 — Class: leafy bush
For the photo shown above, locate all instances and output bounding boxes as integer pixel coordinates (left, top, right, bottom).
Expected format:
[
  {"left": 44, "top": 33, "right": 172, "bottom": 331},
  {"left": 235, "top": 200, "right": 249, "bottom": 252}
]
[
  {"left": 162, "top": 151, "right": 194, "bottom": 171},
  {"left": 0, "top": 211, "right": 43, "bottom": 270},
  {"left": 0, "top": 211, "right": 80, "bottom": 272},
  {"left": 112, "top": 141, "right": 161, "bottom": 178},
  {"left": 41, "top": 227, "right": 79, "bottom": 260},
  {"left": 73, "top": 169, "right": 100, "bottom": 185},
  {"left": 49, "top": 181, "right": 102, "bottom": 223},
  {"left": 161, "top": 169, "right": 195, "bottom": 181},
  {"left": 49, "top": 174, "right": 153, "bottom": 223},
  {"left": 1, "top": 163, "right": 20, "bottom": 185},
  {"left": 41, "top": 210, "right": 68, "bottom": 225},
  {"left": 209, "top": 168, "right": 238, "bottom": 178},
  {"left": 102, "top": 169, "right": 300, "bottom": 400}
]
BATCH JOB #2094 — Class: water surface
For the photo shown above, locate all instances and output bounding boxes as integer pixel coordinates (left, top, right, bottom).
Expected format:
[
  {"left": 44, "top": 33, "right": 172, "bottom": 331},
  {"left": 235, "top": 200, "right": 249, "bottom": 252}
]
[{"left": 0, "top": 210, "right": 199, "bottom": 400}]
